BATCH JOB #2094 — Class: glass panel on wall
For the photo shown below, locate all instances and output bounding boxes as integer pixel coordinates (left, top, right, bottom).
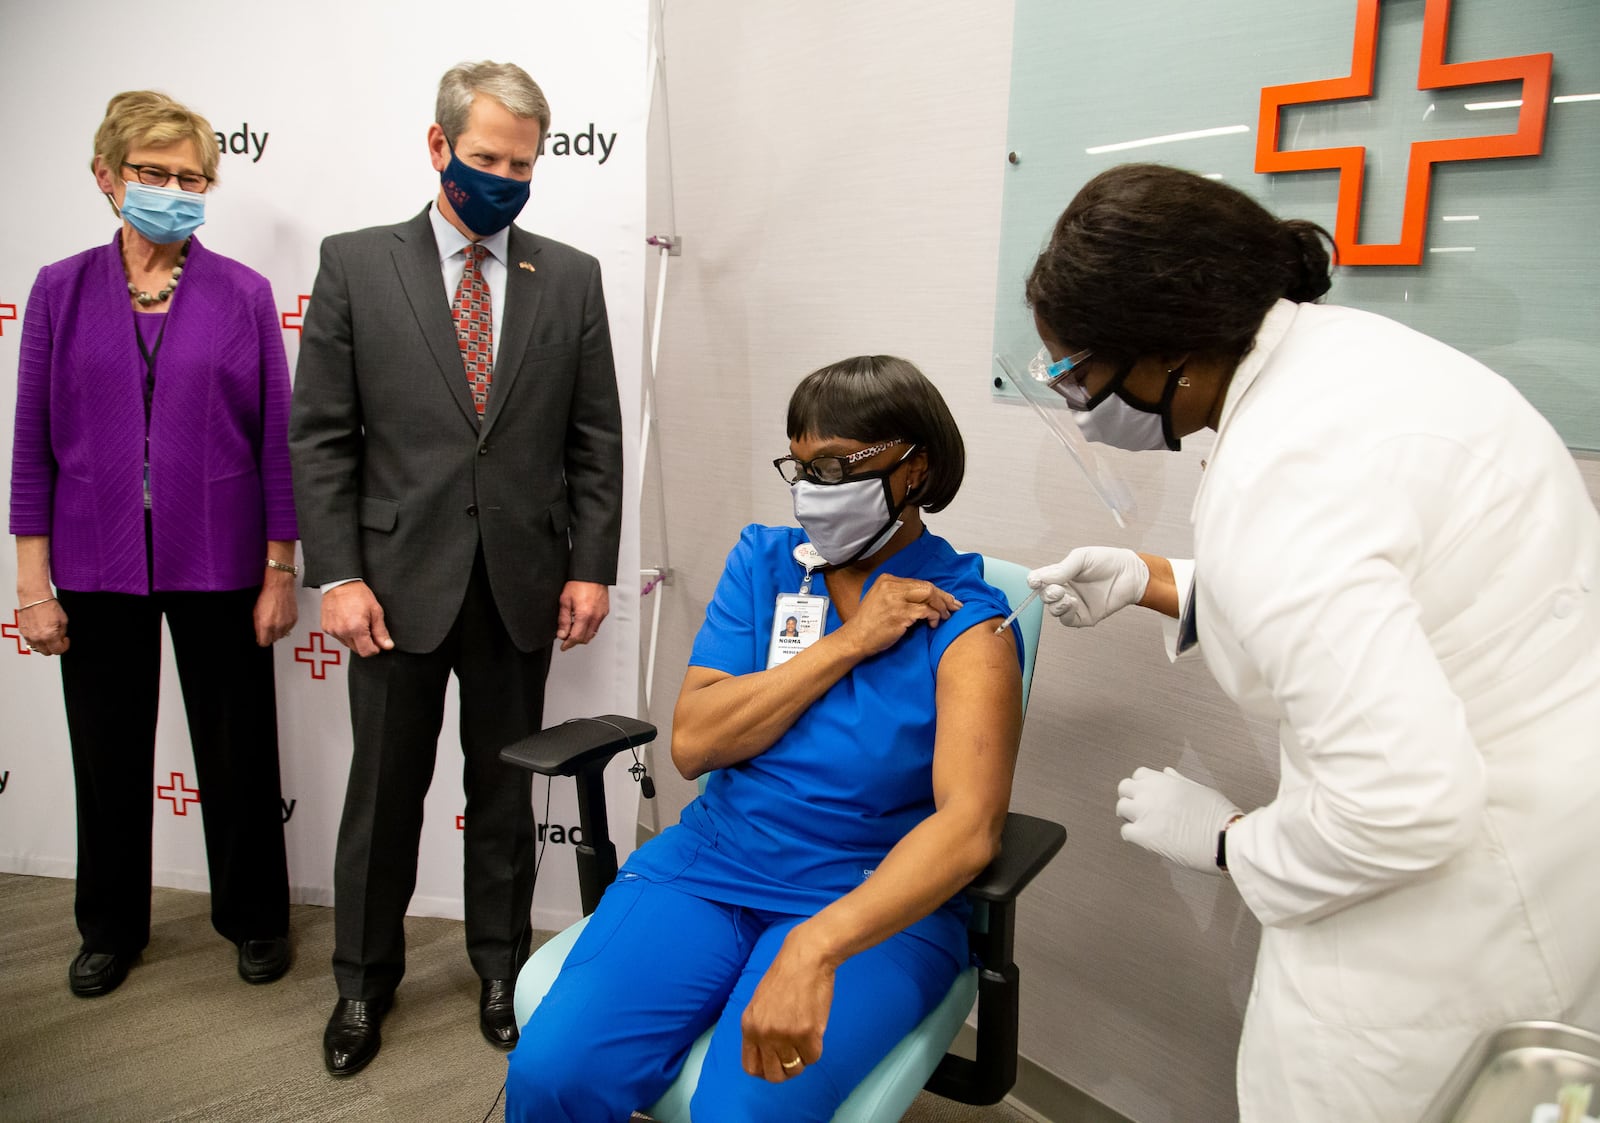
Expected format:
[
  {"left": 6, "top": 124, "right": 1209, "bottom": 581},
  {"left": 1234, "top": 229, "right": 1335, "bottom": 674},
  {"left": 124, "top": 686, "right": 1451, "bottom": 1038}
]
[{"left": 992, "top": 0, "right": 1600, "bottom": 450}]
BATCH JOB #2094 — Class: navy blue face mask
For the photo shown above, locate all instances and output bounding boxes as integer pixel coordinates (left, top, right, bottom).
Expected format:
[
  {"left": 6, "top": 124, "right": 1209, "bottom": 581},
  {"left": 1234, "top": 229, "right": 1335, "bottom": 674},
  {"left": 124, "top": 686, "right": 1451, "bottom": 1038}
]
[{"left": 440, "top": 145, "right": 531, "bottom": 237}]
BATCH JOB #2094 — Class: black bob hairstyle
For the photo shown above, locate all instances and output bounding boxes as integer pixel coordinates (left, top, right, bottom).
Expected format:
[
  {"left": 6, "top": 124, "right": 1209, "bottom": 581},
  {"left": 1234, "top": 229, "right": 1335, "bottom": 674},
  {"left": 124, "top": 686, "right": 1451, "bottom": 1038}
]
[{"left": 786, "top": 355, "right": 965, "bottom": 514}]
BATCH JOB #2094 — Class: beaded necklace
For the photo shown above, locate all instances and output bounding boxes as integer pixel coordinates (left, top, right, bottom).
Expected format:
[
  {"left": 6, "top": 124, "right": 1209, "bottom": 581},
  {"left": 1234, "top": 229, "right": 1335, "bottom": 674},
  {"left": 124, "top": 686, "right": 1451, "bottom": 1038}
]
[{"left": 126, "top": 239, "right": 189, "bottom": 307}]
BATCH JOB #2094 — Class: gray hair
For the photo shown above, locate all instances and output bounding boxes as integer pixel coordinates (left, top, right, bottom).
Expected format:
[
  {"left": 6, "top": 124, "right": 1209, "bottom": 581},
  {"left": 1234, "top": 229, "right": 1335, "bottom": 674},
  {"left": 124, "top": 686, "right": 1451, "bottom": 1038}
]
[{"left": 436, "top": 61, "right": 550, "bottom": 144}]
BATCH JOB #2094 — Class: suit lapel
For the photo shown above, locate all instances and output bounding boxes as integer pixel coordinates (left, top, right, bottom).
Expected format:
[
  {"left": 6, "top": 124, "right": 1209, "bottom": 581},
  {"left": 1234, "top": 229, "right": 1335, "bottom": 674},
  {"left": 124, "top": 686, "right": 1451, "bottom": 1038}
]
[
  {"left": 482, "top": 226, "right": 546, "bottom": 437},
  {"left": 391, "top": 209, "right": 479, "bottom": 428},
  {"left": 101, "top": 234, "right": 145, "bottom": 412},
  {"left": 102, "top": 232, "right": 138, "bottom": 346},
  {"left": 161, "top": 233, "right": 209, "bottom": 348}
]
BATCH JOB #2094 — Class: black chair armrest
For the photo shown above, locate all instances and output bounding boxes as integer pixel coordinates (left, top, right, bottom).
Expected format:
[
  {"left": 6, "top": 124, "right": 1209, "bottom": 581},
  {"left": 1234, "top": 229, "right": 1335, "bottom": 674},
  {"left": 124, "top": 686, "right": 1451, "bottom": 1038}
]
[
  {"left": 498, "top": 715, "right": 657, "bottom": 915},
  {"left": 965, "top": 812, "right": 1067, "bottom": 903},
  {"left": 498, "top": 715, "right": 658, "bottom": 777},
  {"left": 927, "top": 811, "right": 1066, "bottom": 1106}
]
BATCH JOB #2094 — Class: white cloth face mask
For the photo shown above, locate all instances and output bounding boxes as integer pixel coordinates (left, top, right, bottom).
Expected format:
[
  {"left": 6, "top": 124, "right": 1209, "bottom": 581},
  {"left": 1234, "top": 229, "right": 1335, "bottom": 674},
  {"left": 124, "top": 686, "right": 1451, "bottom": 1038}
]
[
  {"left": 790, "top": 477, "right": 903, "bottom": 567},
  {"left": 1074, "top": 393, "right": 1172, "bottom": 452},
  {"left": 1073, "top": 360, "right": 1186, "bottom": 452}
]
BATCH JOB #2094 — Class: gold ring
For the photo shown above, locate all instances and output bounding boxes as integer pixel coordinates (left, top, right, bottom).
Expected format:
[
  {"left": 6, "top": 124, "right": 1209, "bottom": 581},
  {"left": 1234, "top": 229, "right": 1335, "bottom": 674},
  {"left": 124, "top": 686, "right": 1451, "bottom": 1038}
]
[{"left": 781, "top": 1056, "right": 803, "bottom": 1071}]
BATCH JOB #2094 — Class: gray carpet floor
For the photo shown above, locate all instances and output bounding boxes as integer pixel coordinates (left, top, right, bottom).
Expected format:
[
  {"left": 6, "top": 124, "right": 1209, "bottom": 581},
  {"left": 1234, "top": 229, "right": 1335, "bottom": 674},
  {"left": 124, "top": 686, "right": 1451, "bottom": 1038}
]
[{"left": 0, "top": 873, "right": 1033, "bottom": 1122}]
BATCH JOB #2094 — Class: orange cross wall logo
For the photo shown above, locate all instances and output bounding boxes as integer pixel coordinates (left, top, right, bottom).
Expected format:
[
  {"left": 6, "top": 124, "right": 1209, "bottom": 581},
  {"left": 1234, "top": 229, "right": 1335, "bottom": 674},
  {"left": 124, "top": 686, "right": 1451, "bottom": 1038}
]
[
  {"left": 1256, "top": 0, "right": 1552, "bottom": 265},
  {"left": 0, "top": 302, "right": 17, "bottom": 337}
]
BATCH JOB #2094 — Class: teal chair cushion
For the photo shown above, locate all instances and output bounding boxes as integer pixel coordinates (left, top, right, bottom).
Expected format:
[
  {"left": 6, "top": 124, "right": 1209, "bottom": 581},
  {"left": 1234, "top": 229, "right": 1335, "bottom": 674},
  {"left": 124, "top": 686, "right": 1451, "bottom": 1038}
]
[{"left": 512, "top": 555, "right": 1042, "bottom": 1122}]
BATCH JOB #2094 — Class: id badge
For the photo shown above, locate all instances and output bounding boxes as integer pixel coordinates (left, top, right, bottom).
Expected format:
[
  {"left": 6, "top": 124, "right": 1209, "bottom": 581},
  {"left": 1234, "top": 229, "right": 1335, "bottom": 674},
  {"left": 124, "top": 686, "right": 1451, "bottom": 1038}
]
[{"left": 767, "top": 593, "right": 828, "bottom": 668}]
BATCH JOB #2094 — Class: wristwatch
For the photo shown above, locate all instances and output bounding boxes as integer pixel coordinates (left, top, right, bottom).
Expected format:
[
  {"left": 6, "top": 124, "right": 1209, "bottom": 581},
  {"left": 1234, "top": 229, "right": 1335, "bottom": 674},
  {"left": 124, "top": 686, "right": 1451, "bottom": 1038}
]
[
  {"left": 266, "top": 558, "right": 300, "bottom": 576},
  {"left": 1217, "top": 813, "right": 1245, "bottom": 872}
]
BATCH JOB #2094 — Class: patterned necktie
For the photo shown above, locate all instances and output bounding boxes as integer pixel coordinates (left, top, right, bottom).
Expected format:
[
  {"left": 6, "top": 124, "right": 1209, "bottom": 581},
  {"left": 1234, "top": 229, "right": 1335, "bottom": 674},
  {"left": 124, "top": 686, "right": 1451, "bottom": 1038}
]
[{"left": 451, "top": 243, "right": 493, "bottom": 415}]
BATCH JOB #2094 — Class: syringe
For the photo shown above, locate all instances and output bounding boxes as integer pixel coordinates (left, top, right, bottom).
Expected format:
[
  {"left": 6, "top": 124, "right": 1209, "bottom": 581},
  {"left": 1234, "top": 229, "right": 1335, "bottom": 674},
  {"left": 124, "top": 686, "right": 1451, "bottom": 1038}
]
[{"left": 994, "top": 588, "right": 1041, "bottom": 634}]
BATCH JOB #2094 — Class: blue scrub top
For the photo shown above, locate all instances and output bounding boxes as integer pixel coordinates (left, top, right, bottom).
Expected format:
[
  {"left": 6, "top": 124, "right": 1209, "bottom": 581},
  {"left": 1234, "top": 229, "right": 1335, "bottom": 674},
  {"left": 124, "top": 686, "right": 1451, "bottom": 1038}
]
[{"left": 622, "top": 524, "right": 1021, "bottom": 950}]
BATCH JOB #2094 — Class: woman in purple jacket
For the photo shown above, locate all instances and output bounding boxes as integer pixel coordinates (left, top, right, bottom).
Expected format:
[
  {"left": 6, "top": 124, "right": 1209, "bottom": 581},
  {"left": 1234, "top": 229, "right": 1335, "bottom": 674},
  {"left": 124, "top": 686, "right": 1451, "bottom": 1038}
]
[{"left": 9, "top": 91, "right": 298, "bottom": 997}]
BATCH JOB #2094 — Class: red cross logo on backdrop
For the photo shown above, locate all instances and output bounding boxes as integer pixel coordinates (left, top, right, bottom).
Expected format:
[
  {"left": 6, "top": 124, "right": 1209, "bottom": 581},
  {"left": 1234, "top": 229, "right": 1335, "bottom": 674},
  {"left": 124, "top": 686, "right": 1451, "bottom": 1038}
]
[
  {"left": 2, "top": 611, "right": 32, "bottom": 655},
  {"left": 1256, "top": 0, "right": 1552, "bottom": 265},
  {"left": 455, "top": 815, "right": 466, "bottom": 830},
  {"left": 294, "top": 632, "right": 342, "bottom": 680},
  {"left": 280, "top": 294, "right": 312, "bottom": 335},
  {"left": 157, "top": 772, "right": 201, "bottom": 816},
  {"left": 0, "top": 302, "right": 17, "bottom": 337}
]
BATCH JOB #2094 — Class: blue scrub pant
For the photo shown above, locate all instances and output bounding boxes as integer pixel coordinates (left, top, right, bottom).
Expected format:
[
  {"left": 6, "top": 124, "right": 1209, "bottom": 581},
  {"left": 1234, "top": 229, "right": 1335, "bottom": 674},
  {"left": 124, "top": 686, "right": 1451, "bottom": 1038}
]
[{"left": 506, "top": 874, "right": 963, "bottom": 1123}]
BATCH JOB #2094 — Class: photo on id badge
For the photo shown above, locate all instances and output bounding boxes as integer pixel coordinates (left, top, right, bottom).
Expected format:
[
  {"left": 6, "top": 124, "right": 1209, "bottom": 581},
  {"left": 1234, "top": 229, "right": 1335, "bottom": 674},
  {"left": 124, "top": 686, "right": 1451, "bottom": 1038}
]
[{"left": 768, "top": 594, "right": 828, "bottom": 668}]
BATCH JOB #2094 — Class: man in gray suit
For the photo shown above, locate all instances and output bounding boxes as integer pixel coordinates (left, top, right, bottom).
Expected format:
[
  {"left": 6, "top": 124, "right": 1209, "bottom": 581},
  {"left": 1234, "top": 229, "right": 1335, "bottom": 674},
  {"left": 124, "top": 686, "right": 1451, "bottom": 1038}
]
[{"left": 289, "top": 60, "right": 622, "bottom": 1077}]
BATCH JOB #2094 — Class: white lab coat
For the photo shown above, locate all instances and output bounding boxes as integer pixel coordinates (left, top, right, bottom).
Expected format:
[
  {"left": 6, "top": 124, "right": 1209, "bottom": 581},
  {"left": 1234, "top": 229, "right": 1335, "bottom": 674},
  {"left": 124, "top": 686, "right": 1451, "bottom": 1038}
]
[{"left": 1189, "top": 300, "right": 1600, "bottom": 1121}]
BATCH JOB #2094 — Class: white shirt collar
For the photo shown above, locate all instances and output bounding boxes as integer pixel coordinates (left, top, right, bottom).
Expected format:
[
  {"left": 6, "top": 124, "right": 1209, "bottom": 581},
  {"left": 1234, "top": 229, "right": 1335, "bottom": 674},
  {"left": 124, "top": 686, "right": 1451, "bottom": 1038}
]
[
  {"left": 1192, "top": 298, "right": 1302, "bottom": 522},
  {"left": 428, "top": 201, "right": 510, "bottom": 268},
  {"left": 1214, "top": 298, "right": 1300, "bottom": 438}
]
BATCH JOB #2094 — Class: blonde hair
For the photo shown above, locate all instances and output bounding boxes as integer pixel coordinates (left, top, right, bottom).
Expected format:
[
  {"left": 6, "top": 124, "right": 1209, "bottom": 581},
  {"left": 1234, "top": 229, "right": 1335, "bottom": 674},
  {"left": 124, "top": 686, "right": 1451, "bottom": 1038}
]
[
  {"left": 92, "top": 90, "right": 221, "bottom": 184},
  {"left": 436, "top": 61, "right": 550, "bottom": 145}
]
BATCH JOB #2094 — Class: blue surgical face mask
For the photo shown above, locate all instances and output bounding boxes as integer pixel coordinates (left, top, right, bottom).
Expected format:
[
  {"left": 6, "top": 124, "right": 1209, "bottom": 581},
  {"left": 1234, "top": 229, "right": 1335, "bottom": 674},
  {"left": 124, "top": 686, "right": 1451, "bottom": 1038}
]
[
  {"left": 118, "top": 181, "right": 206, "bottom": 245},
  {"left": 440, "top": 146, "right": 531, "bottom": 237}
]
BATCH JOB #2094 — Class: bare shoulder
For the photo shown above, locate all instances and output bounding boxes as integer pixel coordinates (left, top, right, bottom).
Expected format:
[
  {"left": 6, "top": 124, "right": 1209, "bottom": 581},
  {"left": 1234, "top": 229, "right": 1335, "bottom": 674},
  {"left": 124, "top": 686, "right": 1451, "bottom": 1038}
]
[{"left": 937, "top": 617, "right": 1021, "bottom": 689}]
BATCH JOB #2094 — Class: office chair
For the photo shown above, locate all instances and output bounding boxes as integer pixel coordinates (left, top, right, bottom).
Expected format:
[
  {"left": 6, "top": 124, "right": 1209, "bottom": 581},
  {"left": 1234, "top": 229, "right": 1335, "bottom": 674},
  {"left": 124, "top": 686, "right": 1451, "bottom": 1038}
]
[{"left": 499, "top": 557, "right": 1065, "bottom": 1121}]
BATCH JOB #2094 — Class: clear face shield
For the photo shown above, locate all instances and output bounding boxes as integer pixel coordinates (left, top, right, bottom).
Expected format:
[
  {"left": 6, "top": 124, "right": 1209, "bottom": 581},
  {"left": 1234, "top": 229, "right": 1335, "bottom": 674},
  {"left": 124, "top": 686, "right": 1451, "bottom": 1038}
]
[{"left": 994, "top": 349, "right": 1138, "bottom": 528}]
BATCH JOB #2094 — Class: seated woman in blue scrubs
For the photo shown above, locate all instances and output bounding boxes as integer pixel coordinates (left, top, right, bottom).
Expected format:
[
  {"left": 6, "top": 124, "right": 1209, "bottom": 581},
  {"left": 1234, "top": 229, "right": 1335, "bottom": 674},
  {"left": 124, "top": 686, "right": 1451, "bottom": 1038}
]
[{"left": 509, "top": 355, "right": 1024, "bottom": 1123}]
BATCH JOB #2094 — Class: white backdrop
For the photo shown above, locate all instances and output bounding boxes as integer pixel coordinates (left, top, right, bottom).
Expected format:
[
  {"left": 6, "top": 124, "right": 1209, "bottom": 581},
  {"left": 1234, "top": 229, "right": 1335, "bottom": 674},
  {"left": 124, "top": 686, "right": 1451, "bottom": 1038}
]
[{"left": 0, "top": 0, "right": 645, "bottom": 933}]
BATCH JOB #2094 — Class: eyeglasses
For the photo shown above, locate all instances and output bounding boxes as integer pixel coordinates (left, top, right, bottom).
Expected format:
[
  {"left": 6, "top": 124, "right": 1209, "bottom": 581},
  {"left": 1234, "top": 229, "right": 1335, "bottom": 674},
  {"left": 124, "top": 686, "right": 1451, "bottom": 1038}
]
[
  {"left": 1028, "top": 345, "right": 1094, "bottom": 408},
  {"left": 122, "top": 162, "right": 211, "bottom": 193},
  {"left": 773, "top": 439, "right": 911, "bottom": 485}
]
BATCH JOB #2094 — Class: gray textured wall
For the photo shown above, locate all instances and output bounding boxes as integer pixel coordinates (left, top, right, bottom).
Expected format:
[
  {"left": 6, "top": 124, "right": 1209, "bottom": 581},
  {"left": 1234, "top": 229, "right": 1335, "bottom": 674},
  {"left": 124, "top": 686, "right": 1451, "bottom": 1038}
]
[{"left": 632, "top": 4, "right": 1600, "bottom": 1120}]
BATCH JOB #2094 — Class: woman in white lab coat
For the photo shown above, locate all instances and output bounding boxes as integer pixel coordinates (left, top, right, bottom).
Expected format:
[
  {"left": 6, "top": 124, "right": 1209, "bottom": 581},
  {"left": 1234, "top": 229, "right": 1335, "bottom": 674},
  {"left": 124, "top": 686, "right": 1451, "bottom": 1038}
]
[{"left": 1023, "top": 163, "right": 1600, "bottom": 1121}]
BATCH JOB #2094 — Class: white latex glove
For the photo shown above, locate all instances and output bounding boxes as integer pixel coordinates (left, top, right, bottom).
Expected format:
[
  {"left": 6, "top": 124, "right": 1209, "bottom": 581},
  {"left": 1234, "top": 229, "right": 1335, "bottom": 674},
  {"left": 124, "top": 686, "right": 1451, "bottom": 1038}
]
[
  {"left": 1115, "top": 766, "right": 1241, "bottom": 875},
  {"left": 1027, "top": 547, "right": 1149, "bottom": 627}
]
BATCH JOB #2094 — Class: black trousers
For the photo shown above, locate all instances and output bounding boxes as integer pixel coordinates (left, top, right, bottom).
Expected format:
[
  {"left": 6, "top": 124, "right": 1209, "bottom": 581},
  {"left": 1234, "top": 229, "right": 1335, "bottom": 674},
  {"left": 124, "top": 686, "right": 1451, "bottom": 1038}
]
[
  {"left": 56, "top": 586, "right": 290, "bottom": 954},
  {"left": 333, "top": 551, "right": 552, "bottom": 999}
]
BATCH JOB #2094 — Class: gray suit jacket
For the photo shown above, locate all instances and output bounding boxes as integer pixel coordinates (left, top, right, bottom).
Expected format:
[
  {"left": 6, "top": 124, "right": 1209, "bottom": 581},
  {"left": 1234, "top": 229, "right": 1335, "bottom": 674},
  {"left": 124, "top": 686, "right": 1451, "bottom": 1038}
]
[{"left": 289, "top": 207, "right": 623, "bottom": 653}]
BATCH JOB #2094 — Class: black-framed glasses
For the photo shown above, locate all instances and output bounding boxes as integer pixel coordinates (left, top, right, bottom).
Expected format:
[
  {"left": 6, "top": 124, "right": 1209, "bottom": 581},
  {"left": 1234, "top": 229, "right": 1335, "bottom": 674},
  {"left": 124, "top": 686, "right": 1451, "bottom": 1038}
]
[
  {"left": 122, "top": 162, "right": 211, "bottom": 193},
  {"left": 773, "top": 439, "right": 912, "bottom": 485}
]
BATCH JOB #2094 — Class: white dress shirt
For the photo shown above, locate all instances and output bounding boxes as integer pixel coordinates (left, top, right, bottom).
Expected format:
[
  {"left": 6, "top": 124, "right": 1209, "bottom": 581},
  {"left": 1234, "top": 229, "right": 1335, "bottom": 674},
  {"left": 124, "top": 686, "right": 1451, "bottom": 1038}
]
[{"left": 429, "top": 202, "right": 509, "bottom": 370}]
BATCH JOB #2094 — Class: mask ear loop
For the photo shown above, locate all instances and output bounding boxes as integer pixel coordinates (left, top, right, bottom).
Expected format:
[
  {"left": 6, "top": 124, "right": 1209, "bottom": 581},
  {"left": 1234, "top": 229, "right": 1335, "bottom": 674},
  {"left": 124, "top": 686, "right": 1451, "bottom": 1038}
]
[
  {"left": 1157, "top": 361, "right": 1190, "bottom": 452},
  {"left": 896, "top": 453, "right": 924, "bottom": 514},
  {"left": 1098, "top": 359, "right": 1190, "bottom": 452},
  {"left": 829, "top": 447, "right": 921, "bottom": 570}
]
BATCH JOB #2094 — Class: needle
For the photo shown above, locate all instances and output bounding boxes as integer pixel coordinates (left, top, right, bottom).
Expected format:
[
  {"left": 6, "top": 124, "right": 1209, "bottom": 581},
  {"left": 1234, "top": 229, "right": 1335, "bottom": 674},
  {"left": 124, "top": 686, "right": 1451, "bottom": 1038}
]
[{"left": 994, "top": 588, "right": 1041, "bottom": 634}]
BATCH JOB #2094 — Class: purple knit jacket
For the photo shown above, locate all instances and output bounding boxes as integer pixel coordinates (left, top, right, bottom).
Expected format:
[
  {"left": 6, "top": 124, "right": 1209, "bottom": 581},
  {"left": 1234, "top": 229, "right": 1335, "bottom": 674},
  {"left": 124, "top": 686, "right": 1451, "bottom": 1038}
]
[{"left": 10, "top": 232, "right": 297, "bottom": 593}]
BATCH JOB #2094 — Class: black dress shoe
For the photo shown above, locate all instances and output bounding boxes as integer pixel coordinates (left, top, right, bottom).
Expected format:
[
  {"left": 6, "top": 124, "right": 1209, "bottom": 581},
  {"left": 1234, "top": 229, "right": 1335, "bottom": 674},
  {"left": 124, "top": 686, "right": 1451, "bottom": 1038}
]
[
  {"left": 479, "top": 978, "right": 518, "bottom": 1049},
  {"left": 323, "top": 995, "right": 392, "bottom": 1077},
  {"left": 238, "top": 937, "right": 291, "bottom": 984},
  {"left": 68, "top": 949, "right": 135, "bottom": 997}
]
